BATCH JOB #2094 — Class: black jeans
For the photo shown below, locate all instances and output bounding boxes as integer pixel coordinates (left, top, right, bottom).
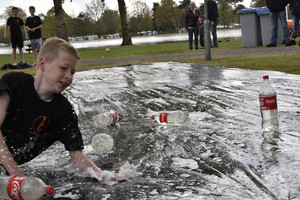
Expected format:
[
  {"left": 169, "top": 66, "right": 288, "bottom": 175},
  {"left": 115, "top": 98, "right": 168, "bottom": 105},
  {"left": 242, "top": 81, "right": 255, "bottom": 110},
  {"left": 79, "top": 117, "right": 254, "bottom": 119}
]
[
  {"left": 198, "top": 24, "right": 204, "bottom": 47},
  {"left": 188, "top": 27, "right": 198, "bottom": 49},
  {"left": 211, "top": 19, "right": 218, "bottom": 47}
]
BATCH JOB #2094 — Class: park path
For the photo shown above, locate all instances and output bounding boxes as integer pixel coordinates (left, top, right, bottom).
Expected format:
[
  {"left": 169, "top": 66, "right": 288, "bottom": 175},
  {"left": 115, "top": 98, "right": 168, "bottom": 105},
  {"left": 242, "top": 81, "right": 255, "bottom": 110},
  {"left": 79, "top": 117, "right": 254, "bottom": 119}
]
[{"left": 77, "top": 45, "right": 299, "bottom": 66}]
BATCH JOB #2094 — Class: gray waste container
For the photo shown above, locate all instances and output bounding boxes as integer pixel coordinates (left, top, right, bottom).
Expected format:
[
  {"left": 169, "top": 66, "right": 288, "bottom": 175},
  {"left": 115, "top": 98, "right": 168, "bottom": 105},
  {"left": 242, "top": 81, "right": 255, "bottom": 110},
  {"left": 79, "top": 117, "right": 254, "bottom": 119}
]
[
  {"left": 258, "top": 7, "right": 283, "bottom": 46},
  {"left": 237, "top": 8, "right": 262, "bottom": 47},
  {"left": 238, "top": 7, "right": 284, "bottom": 47}
]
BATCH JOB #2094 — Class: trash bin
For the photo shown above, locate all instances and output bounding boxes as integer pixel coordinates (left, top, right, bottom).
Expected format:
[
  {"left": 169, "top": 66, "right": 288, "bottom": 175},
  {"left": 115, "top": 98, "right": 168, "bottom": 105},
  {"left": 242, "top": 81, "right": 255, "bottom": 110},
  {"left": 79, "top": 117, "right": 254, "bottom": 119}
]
[
  {"left": 238, "top": 7, "right": 284, "bottom": 47},
  {"left": 257, "top": 7, "right": 283, "bottom": 46},
  {"left": 237, "top": 8, "right": 262, "bottom": 47}
]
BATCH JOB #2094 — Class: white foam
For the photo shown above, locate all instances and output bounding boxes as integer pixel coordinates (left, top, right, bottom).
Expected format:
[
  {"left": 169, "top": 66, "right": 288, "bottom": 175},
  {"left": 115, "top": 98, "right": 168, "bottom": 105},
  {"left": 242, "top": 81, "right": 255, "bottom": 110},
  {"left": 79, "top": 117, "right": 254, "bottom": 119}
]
[
  {"left": 117, "top": 161, "right": 141, "bottom": 179},
  {"left": 172, "top": 157, "right": 199, "bottom": 170}
]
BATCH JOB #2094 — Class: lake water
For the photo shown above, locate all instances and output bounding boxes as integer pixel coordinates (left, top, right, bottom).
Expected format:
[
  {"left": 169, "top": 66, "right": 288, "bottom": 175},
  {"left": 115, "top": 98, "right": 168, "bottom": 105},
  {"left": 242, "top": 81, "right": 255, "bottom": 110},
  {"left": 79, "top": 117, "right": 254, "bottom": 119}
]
[
  {"left": 20, "top": 62, "right": 300, "bottom": 199},
  {"left": 0, "top": 29, "right": 241, "bottom": 55}
]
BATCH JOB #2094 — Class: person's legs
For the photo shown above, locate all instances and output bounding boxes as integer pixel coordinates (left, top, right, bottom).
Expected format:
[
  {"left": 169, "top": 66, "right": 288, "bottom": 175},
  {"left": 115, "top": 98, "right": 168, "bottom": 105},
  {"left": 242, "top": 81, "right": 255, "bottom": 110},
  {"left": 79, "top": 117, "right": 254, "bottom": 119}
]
[
  {"left": 199, "top": 25, "right": 204, "bottom": 47},
  {"left": 278, "top": 10, "right": 290, "bottom": 44},
  {"left": 30, "top": 39, "right": 42, "bottom": 64},
  {"left": 32, "top": 48, "right": 38, "bottom": 65},
  {"left": 291, "top": 15, "right": 300, "bottom": 39},
  {"left": 188, "top": 28, "right": 193, "bottom": 49},
  {"left": 211, "top": 19, "right": 218, "bottom": 47},
  {"left": 194, "top": 27, "right": 199, "bottom": 49},
  {"left": 18, "top": 47, "right": 24, "bottom": 63},
  {"left": 270, "top": 12, "right": 278, "bottom": 45},
  {"left": 12, "top": 48, "right": 17, "bottom": 65}
]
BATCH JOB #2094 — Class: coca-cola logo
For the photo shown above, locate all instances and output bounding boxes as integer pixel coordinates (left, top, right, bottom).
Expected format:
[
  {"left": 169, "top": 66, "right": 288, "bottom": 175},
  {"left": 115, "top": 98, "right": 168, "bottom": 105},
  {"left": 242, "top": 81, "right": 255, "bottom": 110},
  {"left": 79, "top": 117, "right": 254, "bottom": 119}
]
[
  {"left": 7, "top": 176, "right": 26, "bottom": 200},
  {"left": 259, "top": 96, "right": 277, "bottom": 110},
  {"left": 10, "top": 181, "right": 21, "bottom": 199},
  {"left": 265, "top": 99, "right": 276, "bottom": 104}
]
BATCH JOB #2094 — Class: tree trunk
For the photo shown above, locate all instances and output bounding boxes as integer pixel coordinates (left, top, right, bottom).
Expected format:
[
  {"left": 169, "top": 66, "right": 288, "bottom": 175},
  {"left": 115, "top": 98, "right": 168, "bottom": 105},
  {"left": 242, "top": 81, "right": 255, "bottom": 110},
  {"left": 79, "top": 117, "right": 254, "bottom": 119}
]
[
  {"left": 53, "top": 0, "right": 69, "bottom": 41},
  {"left": 117, "top": 0, "right": 132, "bottom": 46}
]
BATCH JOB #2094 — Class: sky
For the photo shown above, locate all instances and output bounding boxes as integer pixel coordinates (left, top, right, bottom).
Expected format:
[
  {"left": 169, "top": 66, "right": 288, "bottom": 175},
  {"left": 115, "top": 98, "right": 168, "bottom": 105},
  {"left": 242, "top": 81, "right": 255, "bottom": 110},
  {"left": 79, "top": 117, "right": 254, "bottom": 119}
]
[{"left": 0, "top": 0, "right": 252, "bottom": 21}]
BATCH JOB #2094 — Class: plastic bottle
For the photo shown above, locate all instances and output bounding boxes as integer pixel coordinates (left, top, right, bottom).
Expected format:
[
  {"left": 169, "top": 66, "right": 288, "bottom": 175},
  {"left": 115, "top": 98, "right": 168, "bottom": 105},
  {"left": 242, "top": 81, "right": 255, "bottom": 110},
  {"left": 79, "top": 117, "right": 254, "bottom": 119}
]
[
  {"left": 259, "top": 75, "right": 279, "bottom": 133},
  {"left": 0, "top": 175, "right": 54, "bottom": 200},
  {"left": 91, "top": 133, "right": 114, "bottom": 154},
  {"left": 151, "top": 111, "right": 190, "bottom": 126},
  {"left": 93, "top": 110, "right": 120, "bottom": 129}
]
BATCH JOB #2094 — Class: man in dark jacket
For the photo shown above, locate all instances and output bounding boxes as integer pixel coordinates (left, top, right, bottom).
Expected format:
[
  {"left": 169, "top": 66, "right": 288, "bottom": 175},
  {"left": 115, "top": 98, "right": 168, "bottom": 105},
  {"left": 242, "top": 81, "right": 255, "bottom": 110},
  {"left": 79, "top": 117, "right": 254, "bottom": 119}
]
[
  {"left": 185, "top": 1, "right": 201, "bottom": 50},
  {"left": 289, "top": 0, "right": 300, "bottom": 45},
  {"left": 207, "top": 0, "right": 219, "bottom": 48},
  {"left": 266, "top": 0, "right": 292, "bottom": 47}
]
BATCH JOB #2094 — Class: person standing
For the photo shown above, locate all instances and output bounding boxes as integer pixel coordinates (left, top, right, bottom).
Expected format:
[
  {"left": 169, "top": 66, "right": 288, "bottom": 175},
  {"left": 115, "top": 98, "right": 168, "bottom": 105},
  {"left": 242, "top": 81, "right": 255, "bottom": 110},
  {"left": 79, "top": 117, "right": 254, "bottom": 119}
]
[
  {"left": 289, "top": 0, "right": 300, "bottom": 45},
  {"left": 4, "top": 7, "right": 28, "bottom": 66},
  {"left": 198, "top": 16, "right": 205, "bottom": 48},
  {"left": 26, "top": 6, "right": 43, "bottom": 66},
  {"left": 266, "top": 0, "right": 292, "bottom": 47},
  {"left": 207, "top": 0, "right": 219, "bottom": 48},
  {"left": 185, "top": 2, "right": 201, "bottom": 50}
]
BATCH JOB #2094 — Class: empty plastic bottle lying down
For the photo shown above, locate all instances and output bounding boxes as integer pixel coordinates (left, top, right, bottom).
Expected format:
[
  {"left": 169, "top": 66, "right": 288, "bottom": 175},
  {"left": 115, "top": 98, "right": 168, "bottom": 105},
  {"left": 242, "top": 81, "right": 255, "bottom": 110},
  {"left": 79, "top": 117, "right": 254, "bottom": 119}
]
[{"left": 151, "top": 110, "right": 191, "bottom": 126}]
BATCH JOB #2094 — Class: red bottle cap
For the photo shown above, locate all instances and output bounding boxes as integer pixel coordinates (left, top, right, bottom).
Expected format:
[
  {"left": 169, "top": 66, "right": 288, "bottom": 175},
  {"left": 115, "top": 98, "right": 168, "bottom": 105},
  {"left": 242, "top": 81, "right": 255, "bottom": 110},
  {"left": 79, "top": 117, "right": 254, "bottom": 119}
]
[
  {"left": 45, "top": 186, "right": 55, "bottom": 195},
  {"left": 263, "top": 75, "right": 269, "bottom": 79},
  {"left": 151, "top": 115, "right": 155, "bottom": 120}
]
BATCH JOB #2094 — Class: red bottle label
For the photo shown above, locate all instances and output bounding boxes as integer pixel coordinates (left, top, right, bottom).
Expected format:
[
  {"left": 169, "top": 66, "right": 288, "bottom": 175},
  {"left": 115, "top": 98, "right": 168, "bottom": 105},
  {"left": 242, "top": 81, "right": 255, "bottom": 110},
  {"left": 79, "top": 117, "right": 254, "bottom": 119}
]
[
  {"left": 259, "top": 95, "right": 277, "bottom": 110},
  {"left": 7, "top": 176, "right": 26, "bottom": 200},
  {"left": 159, "top": 113, "right": 168, "bottom": 123},
  {"left": 107, "top": 110, "right": 120, "bottom": 124}
]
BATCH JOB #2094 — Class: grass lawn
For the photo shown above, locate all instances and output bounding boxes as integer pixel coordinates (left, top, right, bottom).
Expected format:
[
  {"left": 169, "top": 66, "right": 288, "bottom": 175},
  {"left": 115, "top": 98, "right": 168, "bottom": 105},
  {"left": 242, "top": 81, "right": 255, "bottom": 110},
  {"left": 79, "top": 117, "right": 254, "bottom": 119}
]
[{"left": 0, "top": 38, "right": 299, "bottom": 77}]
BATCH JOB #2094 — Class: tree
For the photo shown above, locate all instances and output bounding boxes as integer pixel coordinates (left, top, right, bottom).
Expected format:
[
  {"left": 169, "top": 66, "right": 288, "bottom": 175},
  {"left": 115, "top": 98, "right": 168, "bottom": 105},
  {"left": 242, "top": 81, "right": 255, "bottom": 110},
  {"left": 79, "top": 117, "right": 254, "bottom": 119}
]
[
  {"left": 137, "top": 12, "right": 152, "bottom": 32},
  {"left": 72, "top": 12, "right": 94, "bottom": 37},
  {"left": 41, "top": 9, "right": 57, "bottom": 38},
  {"left": 233, "top": 4, "right": 245, "bottom": 24},
  {"left": 152, "top": 3, "right": 159, "bottom": 31},
  {"left": 129, "top": 16, "right": 139, "bottom": 34},
  {"left": 53, "top": 0, "right": 69, "bottom": 41},
  {"left": 216, "top": 0, "right": 243, "bottom": 27},
  {"left": 117, "top": 0, "right": 132, "bottom": 46},
  {"left": 250, "top": 0, "right": 266, "bottom": 7},
  {"left": 129, "top": 0, "right": 150, "bottom": 18},
  {"left": 178, "top": 0, "right": 191, "bottom": 12},
  {"left": 101, "top": 10, "right": 120, "bottom": 34},
  {"left": 85, "top": 0, "right": 106, "bottom": 22},
  {"left": 153, "top": 0, "right": 182, "bottom": 33}
]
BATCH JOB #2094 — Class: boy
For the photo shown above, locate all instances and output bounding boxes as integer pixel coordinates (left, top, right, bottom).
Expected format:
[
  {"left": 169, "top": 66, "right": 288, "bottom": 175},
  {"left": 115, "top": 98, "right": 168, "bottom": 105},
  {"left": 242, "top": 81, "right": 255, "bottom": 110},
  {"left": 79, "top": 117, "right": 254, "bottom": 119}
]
[
  {"left": 26, "top": 6, "right": 43, "bottom": 66},
  {"left": 198, "top": 16, "right": 205, "bottom": 49},
  {"left": 0, "top": 37, "right": 120, "bottom": 181},
  {"left": 4, "top": 7, "right": 28, "bottom": 66}
]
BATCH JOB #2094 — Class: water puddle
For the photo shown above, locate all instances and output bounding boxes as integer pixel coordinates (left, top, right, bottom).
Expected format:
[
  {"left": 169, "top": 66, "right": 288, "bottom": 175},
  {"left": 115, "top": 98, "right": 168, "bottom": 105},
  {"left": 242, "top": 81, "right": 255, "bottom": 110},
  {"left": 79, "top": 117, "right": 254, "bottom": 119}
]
[{"left": 22, "top": 62, "right": 300, "bottom": 199}]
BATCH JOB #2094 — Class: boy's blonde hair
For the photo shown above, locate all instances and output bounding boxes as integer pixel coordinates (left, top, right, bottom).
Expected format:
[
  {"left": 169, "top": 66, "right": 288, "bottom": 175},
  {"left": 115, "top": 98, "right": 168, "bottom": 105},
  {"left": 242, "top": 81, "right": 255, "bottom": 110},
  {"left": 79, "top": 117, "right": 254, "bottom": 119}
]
[{"left": 38, "top": 37, "right": 80, "bottom": 63}]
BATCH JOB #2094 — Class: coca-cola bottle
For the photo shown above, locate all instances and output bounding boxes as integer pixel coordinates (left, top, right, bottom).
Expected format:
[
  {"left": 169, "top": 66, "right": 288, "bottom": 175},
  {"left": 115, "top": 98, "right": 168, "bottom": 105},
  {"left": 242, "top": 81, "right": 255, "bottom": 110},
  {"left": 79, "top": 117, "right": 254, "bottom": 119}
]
[
  {"left": 259, "top": 75, "right": 279, "bottom": 133},
  {"left": 151, "top": 110, "right": 190, "bottom": 126},
  {"left": 93, "top": 110, "right": 120, "bottom": 129},
  {"left": 0, "top": 175, "right": 54, "bottom": 200}
]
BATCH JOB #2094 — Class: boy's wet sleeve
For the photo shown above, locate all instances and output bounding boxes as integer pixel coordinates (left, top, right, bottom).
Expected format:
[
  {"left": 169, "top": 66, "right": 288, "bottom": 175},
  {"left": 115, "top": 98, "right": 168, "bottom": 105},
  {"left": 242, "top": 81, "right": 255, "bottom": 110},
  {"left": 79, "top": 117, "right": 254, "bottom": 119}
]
[
  {"left": 0, "top": 79, "right": 10, "bottom": 93},
  {"left": 58, "top": 100, "right": 84, "bottom": 151}
]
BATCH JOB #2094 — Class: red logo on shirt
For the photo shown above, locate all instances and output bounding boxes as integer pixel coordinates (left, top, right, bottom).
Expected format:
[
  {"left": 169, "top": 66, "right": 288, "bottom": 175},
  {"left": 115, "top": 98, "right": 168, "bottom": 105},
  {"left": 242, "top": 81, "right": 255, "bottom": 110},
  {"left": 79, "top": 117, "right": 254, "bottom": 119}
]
[{"left": 29, "top": 116, "right": 50, "bottom": 136}]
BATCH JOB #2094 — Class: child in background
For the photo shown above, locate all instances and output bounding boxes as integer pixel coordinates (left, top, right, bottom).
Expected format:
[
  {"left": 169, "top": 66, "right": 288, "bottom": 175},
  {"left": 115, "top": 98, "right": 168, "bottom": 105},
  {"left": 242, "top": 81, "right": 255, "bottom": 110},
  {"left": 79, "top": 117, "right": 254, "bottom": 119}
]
[
  {"left": 198, "top": 16, "right": 205, "bottom": 49},
  {"left": 4, "top": 7, "right": 28, "bottom": 66}
]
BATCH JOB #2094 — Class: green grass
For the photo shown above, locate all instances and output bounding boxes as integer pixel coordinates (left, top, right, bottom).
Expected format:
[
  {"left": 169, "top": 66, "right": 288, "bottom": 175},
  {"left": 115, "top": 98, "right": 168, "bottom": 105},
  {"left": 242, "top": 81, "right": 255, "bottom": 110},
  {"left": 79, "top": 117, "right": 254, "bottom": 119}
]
[
  {"left": 174, "top": 54, "right": 300, "bottom": 75},
  {"left": 77, "top": 39, "right": 244, "bottom": 60},
  {"left": 0, "top": 38, "right": 299, "bottom": 77}
]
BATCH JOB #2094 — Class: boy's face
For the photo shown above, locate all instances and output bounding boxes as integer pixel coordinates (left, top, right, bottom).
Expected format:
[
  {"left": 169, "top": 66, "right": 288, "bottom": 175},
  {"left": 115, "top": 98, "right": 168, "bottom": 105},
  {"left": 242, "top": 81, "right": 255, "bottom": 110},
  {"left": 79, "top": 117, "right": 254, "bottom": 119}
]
[
  {"left": 12, "top": 9, "right": 18, "bottom": 17},
  {"left": 29, "top": 8, "right": 35, "bottom": 15},
  {"left": 39, "top": 51, "right": 77, "bottom": 94}
]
